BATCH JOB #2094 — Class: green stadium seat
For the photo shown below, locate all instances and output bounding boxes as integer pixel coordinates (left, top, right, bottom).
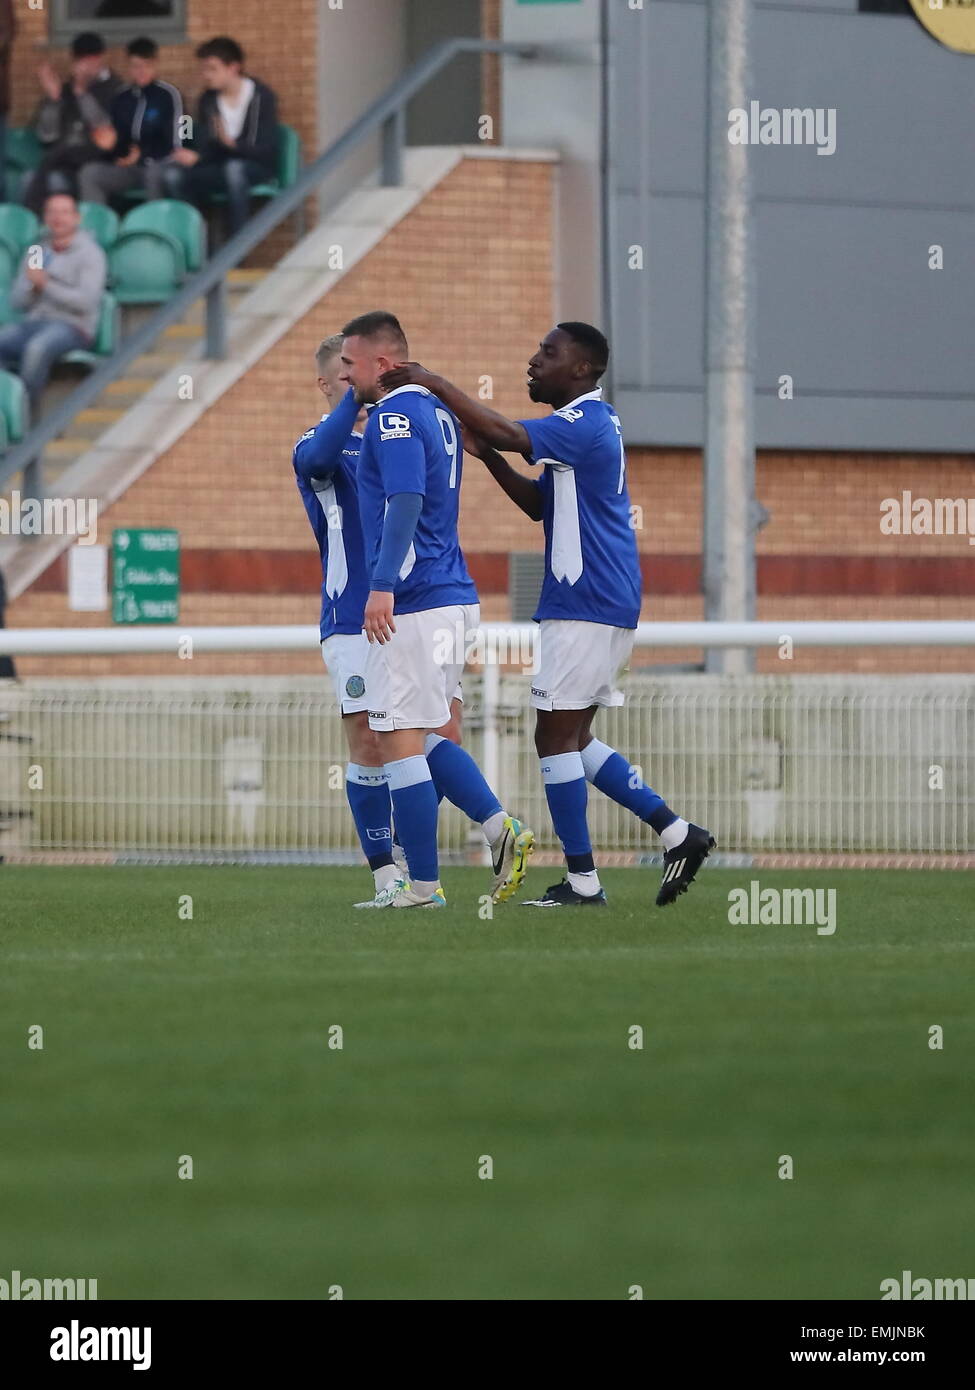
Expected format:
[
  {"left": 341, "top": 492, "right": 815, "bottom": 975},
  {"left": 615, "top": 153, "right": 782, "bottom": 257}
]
[
  {"left": 78, "top": 202, "right": 120, "bottom": 252},
  {"left": 208, "top": 125, "right": 302, "bottom": 204},
  {"left": 61, "top": 293, "right": 120, "bottom": 367},
  {"left": 109, "top": 228, "right": 186, "bottom": 303},
  {"left": 0, "top": 369, "right": 29, "bottom": 442},
  {"left": 0, "top": 205, "right": 41, "bottom": 258},
  {"left": 120, "top": 200, "right": 206, "bottom": 272},
  {"left": 260, "top": 123, "right": 301, "bottom": 195},
  {"left": 0, "top": 234, "right": 20, "bottom": 287},
  {"left": 3, "top": 127, "right": 43, "bottom": 187}
]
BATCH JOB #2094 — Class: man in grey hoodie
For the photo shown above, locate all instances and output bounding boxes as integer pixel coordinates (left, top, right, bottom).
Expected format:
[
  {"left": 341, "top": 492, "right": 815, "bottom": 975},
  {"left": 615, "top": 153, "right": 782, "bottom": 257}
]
[{"left": 0, "top": 193, "right": 106, "bottom": 411}]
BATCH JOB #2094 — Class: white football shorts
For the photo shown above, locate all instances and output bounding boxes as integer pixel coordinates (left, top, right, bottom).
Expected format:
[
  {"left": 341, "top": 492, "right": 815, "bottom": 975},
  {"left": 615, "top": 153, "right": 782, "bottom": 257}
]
[
  {"left": 530, "top": 619, "right": 635, "bottom": 711},
  {"left": 365, "top": 603, "right": 476, "bottom": 731},
  {"left": 321, "top": 633, "right": 372, "bottom": 715}
]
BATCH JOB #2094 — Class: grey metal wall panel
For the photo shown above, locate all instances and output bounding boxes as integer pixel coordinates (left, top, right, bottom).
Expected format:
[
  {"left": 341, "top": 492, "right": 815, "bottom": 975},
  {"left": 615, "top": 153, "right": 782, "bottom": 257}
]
[
  {"left": 756, "top": 203, "right": 971, "bottom": 397},
  {"left": 607, "top": 0, "right": 975, "bottom": 452},
  {"left": 614, "top": 192, "right": 705, "bottom": 389}
]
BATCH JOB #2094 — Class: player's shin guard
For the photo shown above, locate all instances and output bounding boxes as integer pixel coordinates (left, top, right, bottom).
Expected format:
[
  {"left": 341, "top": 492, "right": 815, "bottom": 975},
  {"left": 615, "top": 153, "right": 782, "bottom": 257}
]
[
  {"left": 580, "top": 738, "right": 678, "bottom": 836},
  {"left": 385, "top": 755, "right": 440, "bottom": 887},
  {"left": 540, "top": 752, "right": 593, "bottom": 871},
  {"left": 346, "top": 764, "right": 394, "bottom": 868},
  {"left": 425, "top": 733, "right": 504, "bottom": 838}
]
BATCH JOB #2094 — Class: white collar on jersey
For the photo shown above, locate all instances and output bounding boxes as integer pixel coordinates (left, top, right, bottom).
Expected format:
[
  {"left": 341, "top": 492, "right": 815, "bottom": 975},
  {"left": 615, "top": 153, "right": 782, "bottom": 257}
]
[
  {"left": 378, "top": 384, "right": 433, "bottom": 403},
  {"left": 559, "top": 387, "right": 603, "bottom": 411}
]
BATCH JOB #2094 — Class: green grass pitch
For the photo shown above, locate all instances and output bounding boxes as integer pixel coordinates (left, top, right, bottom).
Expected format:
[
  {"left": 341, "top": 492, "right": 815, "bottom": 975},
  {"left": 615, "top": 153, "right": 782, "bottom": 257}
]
[{"left": 1, "top": 865, "right": 972, "bottom": 1301}]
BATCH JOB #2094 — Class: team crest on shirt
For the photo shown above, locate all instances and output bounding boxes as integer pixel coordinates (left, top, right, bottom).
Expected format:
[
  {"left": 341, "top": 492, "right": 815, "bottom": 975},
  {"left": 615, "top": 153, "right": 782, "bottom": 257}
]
[
  {"left": 379, "top": 412, "right": 412, "bottom": 440},
  {"left": 346, "top": 674, "right": 366, "bottom": 698}
]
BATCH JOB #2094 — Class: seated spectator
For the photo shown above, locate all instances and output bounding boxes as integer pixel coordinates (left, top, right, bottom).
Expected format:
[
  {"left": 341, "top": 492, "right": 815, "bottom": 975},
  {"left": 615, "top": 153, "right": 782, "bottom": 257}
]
[
  {"left": 79, "top": 37, "right": 183, "bottom": 205},
  {"left": 161, "top": 36, "right": 278, "bottom": 239},
  {"left": 0, "top": 194, "right": 106, "bottom": 412},
  {"left": 24, "top": 32, "right": 123, "bottom": 214}
]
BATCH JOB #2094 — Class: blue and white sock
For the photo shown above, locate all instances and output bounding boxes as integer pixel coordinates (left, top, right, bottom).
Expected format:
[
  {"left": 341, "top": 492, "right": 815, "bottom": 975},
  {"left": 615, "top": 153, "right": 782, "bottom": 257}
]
[
  {"left": 425, "top": 733, "right": 506, "bottom": 843},
  {"left": 385, "top": 755, "right": 440, "bottom": 893},
  {"left": 580, "top": 739, "right": 686, "bottom": 846},
  {"left": 346, "top": 764, "right": 394, "bottom": 884},
  {"left": 540, "top": 751, "right": 600, "bottom": 894}
]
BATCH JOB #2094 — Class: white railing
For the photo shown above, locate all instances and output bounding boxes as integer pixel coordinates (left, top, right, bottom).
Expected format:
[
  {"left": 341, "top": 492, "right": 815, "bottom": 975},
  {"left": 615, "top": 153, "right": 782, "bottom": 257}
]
[
  {"left": 4, "top": 620, "right": 975, "bottom": 655},
  {"left": 2, "top": 624, "right": 974, "bottom": 863}
]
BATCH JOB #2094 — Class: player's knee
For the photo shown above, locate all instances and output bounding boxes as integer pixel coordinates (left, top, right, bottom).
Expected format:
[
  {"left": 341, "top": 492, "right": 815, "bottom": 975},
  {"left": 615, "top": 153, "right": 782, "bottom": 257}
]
[
  {"left": 345, "top": 713, "right": 381, "bottom": 766},
  {"left": 534, "top": 713, "right": 584, "bottom": 758},
  {"left": 438, "top": 716, "right": 463, "bottom": 746}
]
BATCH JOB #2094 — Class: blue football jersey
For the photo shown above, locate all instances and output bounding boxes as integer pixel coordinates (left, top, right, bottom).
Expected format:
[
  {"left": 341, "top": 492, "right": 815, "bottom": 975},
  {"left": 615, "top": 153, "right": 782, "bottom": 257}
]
[
  {"left": 356, "top": 385, "right": 478, "bottom": 614},
  {"left": 519, "top": 389, "right": 642, "bottom": 629},
  {"left": 293, "top": 414, "right": 370, "bottom": 640}
]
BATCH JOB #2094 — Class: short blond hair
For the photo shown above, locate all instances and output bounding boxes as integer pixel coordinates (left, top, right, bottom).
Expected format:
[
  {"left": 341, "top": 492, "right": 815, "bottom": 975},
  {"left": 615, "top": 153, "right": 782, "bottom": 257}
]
[{"left": 315, "top": 334, "right": 344, "bottom": 373}]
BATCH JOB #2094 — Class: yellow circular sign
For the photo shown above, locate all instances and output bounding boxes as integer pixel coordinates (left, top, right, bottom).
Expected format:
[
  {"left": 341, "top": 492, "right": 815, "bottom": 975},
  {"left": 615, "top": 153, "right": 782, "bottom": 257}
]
[{"left": 910, "top": 0, "right": 975, "bottom": 55}]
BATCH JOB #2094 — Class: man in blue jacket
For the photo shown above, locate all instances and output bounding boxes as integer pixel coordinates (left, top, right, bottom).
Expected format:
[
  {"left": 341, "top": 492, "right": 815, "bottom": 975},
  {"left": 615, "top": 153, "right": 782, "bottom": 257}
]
[{"left": 79, "top": 37, "right": 183, "bottom": 205}]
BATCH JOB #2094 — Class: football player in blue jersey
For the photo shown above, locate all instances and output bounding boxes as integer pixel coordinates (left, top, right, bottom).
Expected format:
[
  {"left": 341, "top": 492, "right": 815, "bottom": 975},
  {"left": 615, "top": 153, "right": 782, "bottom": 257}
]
[
  {"left": 380, "top": 323, "right": 715, "bottom": 908},
  {"left": 295, "top": 333, "right": 531, "bottom": 909},
  {"left": 339, "top": 310, "right": 534, "bottom": 909},
  {"left": 293, "top": 334, "right": 401, "bottom": 908}
]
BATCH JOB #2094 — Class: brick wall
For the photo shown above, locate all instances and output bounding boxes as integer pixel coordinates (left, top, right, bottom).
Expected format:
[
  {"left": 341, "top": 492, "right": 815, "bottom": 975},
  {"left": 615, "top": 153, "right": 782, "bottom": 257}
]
[
  {"left": 6, "top": 149, "right": 974, "bottom": 678},
  {"left": 7, "top": 155, "right": 555, "bottom": 675}
]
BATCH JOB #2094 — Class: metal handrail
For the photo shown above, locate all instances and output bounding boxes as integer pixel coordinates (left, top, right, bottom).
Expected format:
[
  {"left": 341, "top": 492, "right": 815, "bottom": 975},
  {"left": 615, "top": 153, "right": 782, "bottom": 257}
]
[{"left": 0, "top": 38, "right": 538, "bottom": 492}]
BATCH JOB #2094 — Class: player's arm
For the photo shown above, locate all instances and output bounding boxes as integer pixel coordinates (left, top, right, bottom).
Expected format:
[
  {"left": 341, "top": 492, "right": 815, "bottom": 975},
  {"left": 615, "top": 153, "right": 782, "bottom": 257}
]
[
  {"left": 464, "top": 428, "right": 543, "bottom": 522},
  {"left": 292, "top": 386, "right": 359, "bottom": 481},
  {"left": 379, "top": 363, "right": 531, "bottom": 454}
]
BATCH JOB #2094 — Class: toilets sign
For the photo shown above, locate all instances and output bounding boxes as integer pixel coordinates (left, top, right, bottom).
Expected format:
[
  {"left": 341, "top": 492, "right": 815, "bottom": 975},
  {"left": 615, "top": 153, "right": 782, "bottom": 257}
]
[{"left": 112, "top": 528, "right": 180, "bottom": 624}]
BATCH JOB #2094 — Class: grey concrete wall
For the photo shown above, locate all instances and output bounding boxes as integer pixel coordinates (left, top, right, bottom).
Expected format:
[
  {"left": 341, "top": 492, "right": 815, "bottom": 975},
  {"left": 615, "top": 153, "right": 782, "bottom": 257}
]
[
  {"left": 606, "top": 0, "right": 975, "bottom": 450},
  {"left": 501, "top": 0, "right": 604, "bottom": 326},
  {"left": 316, "top": 0, "right": 407, "bottom": 219},
  {"left": 405, "top": 0, "right": 482, "bottom": 146}
]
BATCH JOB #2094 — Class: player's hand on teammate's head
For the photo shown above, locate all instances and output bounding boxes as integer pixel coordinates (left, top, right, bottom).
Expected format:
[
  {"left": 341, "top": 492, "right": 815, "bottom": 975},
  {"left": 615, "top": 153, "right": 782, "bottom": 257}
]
[{"left": 379, "top": 361, "right": 434, "bottom": 393}]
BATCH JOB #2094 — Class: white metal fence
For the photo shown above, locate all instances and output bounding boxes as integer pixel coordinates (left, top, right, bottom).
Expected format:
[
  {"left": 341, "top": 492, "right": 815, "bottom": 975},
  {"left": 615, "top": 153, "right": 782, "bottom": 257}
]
[{"left": 1, "top": 673, "right": 972, "bottom": 863}]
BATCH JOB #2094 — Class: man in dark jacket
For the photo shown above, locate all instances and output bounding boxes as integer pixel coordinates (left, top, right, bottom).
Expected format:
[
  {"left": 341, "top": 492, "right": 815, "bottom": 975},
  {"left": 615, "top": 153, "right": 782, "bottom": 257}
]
[
  {"left": 24, "top": 31, "right": 123, "bottom": 213},
  {"left": 79, "top": 37, "right": 183, "bottom": 204},
  {"left": 161, "top": 35, "right": 279, "bottom": 238}
]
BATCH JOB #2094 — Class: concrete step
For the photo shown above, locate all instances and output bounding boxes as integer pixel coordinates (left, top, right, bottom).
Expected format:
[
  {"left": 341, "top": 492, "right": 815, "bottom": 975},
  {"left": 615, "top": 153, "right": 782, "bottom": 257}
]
[
  {"left": 179, "top": 287, "right": 260, "bottom": 326},
  {"left": 72, "top": 407, "right": 127, "bottom": 439},
  {"left": 100, "top": 378, "right": 155, "bottom": 411},
  {"left": 45, "top": 437, "right": 92, "bottom": 460},
  {"left": 162, "top": 322, "right": 204, "bottom": 341},
  {"left": 125, "top": 352, "right": 185, "bottom": 379},
  {"left": 227, "top": 268, "right": 267, "bottom": 287}
]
